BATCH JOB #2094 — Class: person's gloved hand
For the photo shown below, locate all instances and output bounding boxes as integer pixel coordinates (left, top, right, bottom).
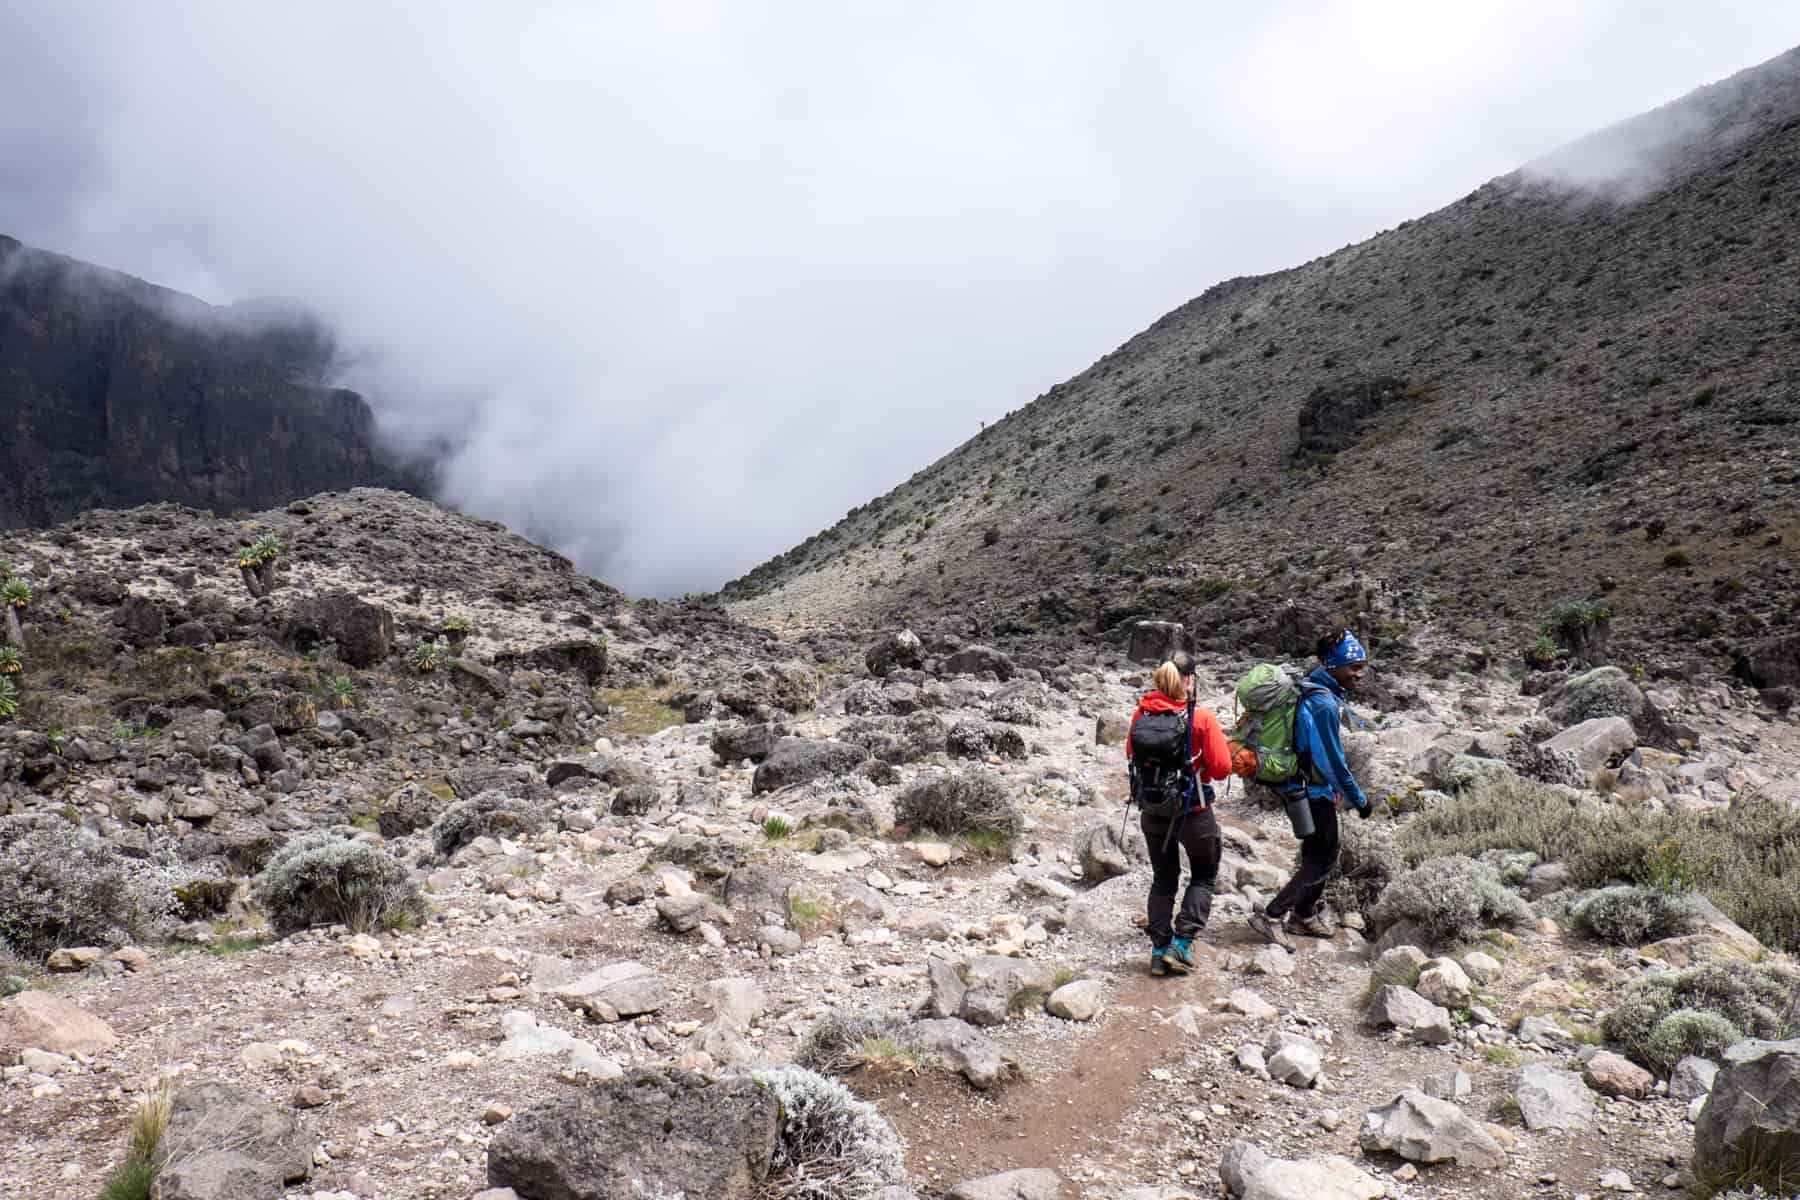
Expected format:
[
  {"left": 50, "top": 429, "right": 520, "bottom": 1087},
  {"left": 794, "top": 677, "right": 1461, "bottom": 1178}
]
[{"left": 1356, "top": 800, "right": 1374, "bottom": 820}]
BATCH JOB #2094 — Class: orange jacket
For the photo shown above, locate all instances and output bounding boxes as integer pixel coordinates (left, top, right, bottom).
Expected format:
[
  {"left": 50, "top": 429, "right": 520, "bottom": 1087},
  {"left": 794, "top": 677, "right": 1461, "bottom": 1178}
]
[{"left": 1125, "top": 692, "right": 1231, "bottom": 783}]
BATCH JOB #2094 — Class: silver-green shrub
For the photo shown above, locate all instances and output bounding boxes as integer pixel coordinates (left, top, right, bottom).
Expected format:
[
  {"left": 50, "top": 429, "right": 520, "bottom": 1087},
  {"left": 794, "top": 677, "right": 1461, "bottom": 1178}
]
[
  {"left": 1602, "top": 961, "right": 1797, "bottom": 1074},
  {"left": 431, "top": 789, "right": 549, "bottom": 859},
  {"left": 1574, "top": 885, "right": 1702, "bottom": 946},
  {"left": 0, "top": 815, "right": 175, "bottom": 959},
  {"left": 795, "top": 1008, "right": 908, "bottom": 1076},
  {"left": 1370, "top": 854, "right": 1532, "bottom": 947},
  {"left": 753, "top": 1065, "right": 910, "bottom": 1200},
  {"left": 253, "top": 832, "right": 423, "bottom": 934}
]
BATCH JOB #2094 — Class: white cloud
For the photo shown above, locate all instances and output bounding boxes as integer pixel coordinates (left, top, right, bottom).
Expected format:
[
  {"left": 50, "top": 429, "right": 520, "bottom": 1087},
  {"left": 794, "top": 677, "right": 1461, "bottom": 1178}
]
[{"left": 5, "top": 2, "right": 1799, "bottom": 594}]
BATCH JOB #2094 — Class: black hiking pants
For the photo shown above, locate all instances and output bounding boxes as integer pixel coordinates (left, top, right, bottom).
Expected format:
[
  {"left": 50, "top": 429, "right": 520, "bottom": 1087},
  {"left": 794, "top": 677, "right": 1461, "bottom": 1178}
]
[
  {"left": 1141, "top": 810, "right": 1221, "bottom": 946},
  {"left": 1265, "top": 797, "right": 1340, "bottom": 921}
]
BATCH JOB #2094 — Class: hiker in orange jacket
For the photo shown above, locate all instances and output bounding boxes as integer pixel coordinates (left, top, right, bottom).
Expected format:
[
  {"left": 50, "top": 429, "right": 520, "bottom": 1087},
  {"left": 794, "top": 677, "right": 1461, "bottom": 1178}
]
[{"left": 1126, "top": 654, "right": 1231, "bottom": 976}]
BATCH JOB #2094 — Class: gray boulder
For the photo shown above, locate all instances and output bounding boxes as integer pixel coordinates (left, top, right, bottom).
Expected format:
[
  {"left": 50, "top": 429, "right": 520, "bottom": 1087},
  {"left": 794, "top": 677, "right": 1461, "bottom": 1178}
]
[
  {"left": 162, "top": 1080, "right": 311, "bottom": 1191},
  {"left": 1358, "top": 1089, "right": 1506, "bottom": 1168},
  {"left": 1127, "top": 620, "right": 1186, "bottom": 665},
  {"left": 1542, "top": 716, "right": 1636, "bottom": 773},
  {"left": 283, "top": 591, "right": 394, "bottom": 668},
  {"left": 908, "top": 1017, "right": 1019, "bottom": 1089},
  {"left": 1693, "top": 1039, "right": 1800, "bottom": 1184},
  {"left": 487, "top": 1069, "right": 777, "bottom": 1200},
  {"left": 958, "top": 956, "right": 1058, "bottom": 1027},
  {"left": 710, "top": 723, "right": 786, "bottom": 764},
  {"left": 866, "top": 629, "right": 925, "bottom": 676},
  {"left": 552, "top": 961, "right": 668, "bottom": 1023},
  {"left": 751, "top": 738, "right": 866, "bottom": 794},
  {"left": 1513, "top": 1064, "right": 1596, "bottom": 1131},
  {"left": 1669, "top": 1055, "right": 1719, "bottom": 1102},
  {"left": 1265, "top": 1032, "right": 1323, "bottom": 1089},
  {"left": 1365, "top": 986, "right": 1453, "bottom": 1045},
  {"left": 940, "top": 644, "right": 1015, "bottom": 681},
  {"left": 948, "top": 1168, "right": 1068, "bottom": 1200},
  {"left": 1075, "top": 819, "right": 1149, "bottom": 882}
]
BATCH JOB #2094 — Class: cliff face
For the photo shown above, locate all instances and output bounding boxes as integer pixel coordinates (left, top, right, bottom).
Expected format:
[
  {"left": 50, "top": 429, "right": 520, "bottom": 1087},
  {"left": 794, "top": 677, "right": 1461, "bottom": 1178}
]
[{"left": 0, "top": 236, "right": 429, "bottom": 526}]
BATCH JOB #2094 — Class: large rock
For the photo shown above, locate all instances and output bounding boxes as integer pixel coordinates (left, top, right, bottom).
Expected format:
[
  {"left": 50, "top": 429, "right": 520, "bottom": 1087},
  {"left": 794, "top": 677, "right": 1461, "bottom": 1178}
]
[
  {"left": 940, "top": 644, "right": 1016, "bottom": 681},
  {"left": 1358, "top": 1090, "right": 1506, "bottom": 1168},
  {"left": 1127, "top": 620, "right": 1186, "bottom": 665},
  {"left": 552, "top": 961, "right": 668, "bottom": 1023},
  {"left": 750, "top": 738, "right": 866, "bottom": 794},
  {"left": 908, "top": 1017, "right": 1020, "bottom": 1090},
  {"left": 1583, "top": 1050, "right": 1654, "bottom": 1100},
  {"left": 1514, "top": 1064, "right": 1596, "bottom": 1131},
  {"left": 1265, "top": 1033, "right": 1323, "bottom": 1089},
  {"left": 1541, "top": 666, "right": 1652, "bottom": 729},
  {"left": 157, "top": 1151, "right": 286, "bottom": 1200},
  {"left": 0, "top": 992, "right": 119, "bottom": 1059},
  {"left": 866, "top": 629, "right": 925, "bottom": 676},
  {"left": 1543, "top": 716, "right": 1637, "bottom": 773},
  {"left": 948, "top": 1168, "right": 1068, "bottom": 1200},
  {"left": 958, "top": 956, "right": 1059, "bottom": 1027},
  {"left": 495, "top": 638, "right": 609, "bottom": 685},
  {"left": 1414, "top": 958, "right": 1472, "bottom": 1009},
  {"left": 284, "top": 591, "right": 394, "bottom": 667},
  {"left": 1046, "top": 980, "right": 1105, "bottom": 1022},
  {"left": 1235, "top": 1154, "right": 1385, "bottom": 1200},
  {"left": 163, "top": 1080, "right": 312, "bottom": 1188},
  {"left": 1076, "top": 819, "right": 1148, "bottom": 882},
  {"left": 487, "top": 1069, "right": 778, "bottom": 1200},
  {"left": 1364, "top": 986, "right": 1452, "bottom": 1044},
  {"left": 1669, "top": 1055, "right": 1719, "bottom": 1102},
  {"left": 1693, "top": 1039, "right": 1800, "bottom": 1184}
]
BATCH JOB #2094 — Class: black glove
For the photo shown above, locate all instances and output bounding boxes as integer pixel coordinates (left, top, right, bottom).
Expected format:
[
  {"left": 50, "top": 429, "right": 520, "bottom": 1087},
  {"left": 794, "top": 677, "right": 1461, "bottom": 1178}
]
[{"left": 1356, "top": 801, "right": 1373, "bottom": 820}]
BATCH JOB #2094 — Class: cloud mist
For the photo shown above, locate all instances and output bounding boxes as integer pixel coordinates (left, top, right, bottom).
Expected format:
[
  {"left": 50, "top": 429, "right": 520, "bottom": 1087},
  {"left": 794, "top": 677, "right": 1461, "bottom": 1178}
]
[{"left": 5, "top": 3, "right": 1800, "bottom": 595}]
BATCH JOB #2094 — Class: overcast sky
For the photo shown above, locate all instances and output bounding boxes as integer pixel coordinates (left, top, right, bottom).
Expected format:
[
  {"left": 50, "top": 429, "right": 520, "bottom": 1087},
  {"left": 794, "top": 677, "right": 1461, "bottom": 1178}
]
[{"left": 5, "top": 4, "right": 1799, "bottom": 596}]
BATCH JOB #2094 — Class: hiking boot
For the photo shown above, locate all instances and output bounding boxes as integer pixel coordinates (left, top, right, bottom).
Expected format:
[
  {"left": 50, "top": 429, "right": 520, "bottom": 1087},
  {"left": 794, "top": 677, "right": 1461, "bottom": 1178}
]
[
  {"left": 1293, "top": 913, "right": 1335, "bottom": 939},
  {"left": 1167, "top": 937, "right": 1198, "bottom": 969},
  {"left": 1247, "top": 910, "right": 1296, "bottom": 951},
  {"left": 1149, "top": 947, "right": 1171, "bottom": 977}
]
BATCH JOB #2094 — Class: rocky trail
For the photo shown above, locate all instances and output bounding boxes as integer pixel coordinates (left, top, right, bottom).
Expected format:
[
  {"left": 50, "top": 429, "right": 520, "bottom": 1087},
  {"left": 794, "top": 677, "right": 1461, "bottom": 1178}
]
[{"left": 0, "top": 491, "right": 1797, "bottom": 1200}]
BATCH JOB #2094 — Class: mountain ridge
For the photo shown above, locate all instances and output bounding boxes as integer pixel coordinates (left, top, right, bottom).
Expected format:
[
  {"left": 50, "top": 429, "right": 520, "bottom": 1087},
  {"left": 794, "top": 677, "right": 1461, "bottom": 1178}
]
[
  {"left": 0, "top": 234, "right": 430, "bottom": 528},
  {"left": 724, "top": 46, "right": 1800, "bottom": 683}
]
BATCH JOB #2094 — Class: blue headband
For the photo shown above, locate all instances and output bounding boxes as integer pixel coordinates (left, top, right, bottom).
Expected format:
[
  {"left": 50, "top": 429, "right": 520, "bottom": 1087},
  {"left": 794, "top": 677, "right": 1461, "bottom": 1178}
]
[{"left": 1323, "top": 631, "right": 1368, "bottom": 669}]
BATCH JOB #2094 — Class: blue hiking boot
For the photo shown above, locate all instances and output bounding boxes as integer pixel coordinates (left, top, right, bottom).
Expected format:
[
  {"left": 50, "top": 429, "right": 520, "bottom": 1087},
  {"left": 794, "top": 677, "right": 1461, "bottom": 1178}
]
[
  {"left": 1149, "top": 946, "right": 1171, "bottom": 976},
  {"left": 1167, "top": 937, "right": 1198, "bottom": 969}
]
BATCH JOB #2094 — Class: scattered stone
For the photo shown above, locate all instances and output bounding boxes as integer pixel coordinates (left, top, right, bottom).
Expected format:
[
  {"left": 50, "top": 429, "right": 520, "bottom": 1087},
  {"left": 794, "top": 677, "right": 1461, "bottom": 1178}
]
[
  {"left": 948, "top": 1167, "right": 1068, "bottom": 1200},
  {"left": 908, "top": 1018, "right": 1019, "bottom": 1089},
  {"left": 0, "top": 992, "right": 119, "bottom": 1057},
  {"left": 1421, "top": 1069, "right": 1471, "bottom": 1102},
  {"left": 1266, "top": 1033, "right": 1323, "bottom": 1089},
  {"left": 1415, "top": 957, "right": 1472, "bottom": 1009},
  {"left": 44, "top": 947, "right": 104, "bottom": 973},
  {"left": 1583, "top": 1051, "right": 1655, "bottom": 1100},
  {"left": 1358, "top": 1090, "right": 1507, "bottom": 1168},
  {"left": 487, "top": 1069, "right": 778, "bottom": 1200},
  {"left": 1514, "top": 1064, "right": 1597, "bottom": 1131},
  {"left": 1227, "top": 989, "right": 1278, "bottom": 1020},
  {"left": 552, "top": 961, "right": 667, "bottom": 1022},
  {"left": 1046, "top": 980, "right": 1105, "bottom": 1022},
  {"left": 1365, "top": 986, "right": 1452, "bottom": 1045},
  {"left": 160, "top": 1080, "right": 313, "bottom": 1196},
  {"left": 1668, "top": 1056, "right": 1719, "bottom": 1102}
]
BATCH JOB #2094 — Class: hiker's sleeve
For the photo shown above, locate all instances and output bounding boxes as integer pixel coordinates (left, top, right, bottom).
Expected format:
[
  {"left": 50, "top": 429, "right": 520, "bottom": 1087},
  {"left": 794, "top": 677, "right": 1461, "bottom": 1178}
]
[
  {"left": 1308, "top": 697, "right": 1368, "bottom": 810},
  {"left": 1193, "top": 710, "right": 1230, "bottom": 782},
  {"left": 1124, "top": 709, "right": 1138, "bottom": 762}
]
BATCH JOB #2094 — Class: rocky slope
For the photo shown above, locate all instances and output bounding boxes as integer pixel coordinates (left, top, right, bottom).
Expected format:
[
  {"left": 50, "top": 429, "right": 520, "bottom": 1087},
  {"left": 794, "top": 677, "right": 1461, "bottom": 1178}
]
[
  {"left": 0, "top": 237, "right": 428, "bottom": 528},
  {"left": 0, "top": 489, "right": 1796, "bottom": 1200},
  {"left": 724, "top": 47, "right": 1800, "bottom": 685}
]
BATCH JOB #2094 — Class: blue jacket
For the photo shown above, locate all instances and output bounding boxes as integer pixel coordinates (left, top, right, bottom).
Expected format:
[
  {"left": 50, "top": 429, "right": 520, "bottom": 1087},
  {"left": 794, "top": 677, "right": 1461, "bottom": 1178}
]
[{"left": 1291, "top": 667, "right": 1369, "bottom": 812}]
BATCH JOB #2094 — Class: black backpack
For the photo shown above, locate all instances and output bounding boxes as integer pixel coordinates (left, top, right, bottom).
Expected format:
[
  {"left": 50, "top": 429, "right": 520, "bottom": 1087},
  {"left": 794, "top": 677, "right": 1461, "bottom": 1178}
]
[{"left": 1127, "top": 696, "right": 1195, "bottom": 820}]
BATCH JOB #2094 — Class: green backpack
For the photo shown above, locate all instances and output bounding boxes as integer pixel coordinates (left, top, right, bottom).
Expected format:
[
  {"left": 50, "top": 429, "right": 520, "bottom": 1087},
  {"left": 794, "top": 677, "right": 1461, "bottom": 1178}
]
[{"left": 1230, "top": 664, "right": 1325, "bottom": 785}]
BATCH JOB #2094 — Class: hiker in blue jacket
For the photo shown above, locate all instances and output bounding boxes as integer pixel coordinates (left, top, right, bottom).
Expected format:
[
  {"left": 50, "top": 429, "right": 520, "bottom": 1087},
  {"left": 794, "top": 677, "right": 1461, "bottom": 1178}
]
[{"left": 1247, "top": 629, "right": 1372, "bottom": 951}]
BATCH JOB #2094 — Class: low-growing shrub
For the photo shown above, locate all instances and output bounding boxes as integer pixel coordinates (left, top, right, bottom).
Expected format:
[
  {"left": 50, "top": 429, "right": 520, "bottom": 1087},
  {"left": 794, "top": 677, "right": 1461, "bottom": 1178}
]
[
  {"left": 252, "top": 833, "right": 424, "bottom": 934},
  {"left": 895, "top": 769, "right": 1020, "bottom": 836},
  {"left": 1602, "top": 961, "right": 1797, "bottom": 1075},
  {"left": 796, "top": 1008, "right": 908, "bottom": 1076},
  {"left": 1400, "top": 777, "right": 1800, "bottom": 952},
  {"left": 432, "top": 790, "right": 549, "bottom": 858},
  {"left": 1370, "top": 854, "right": 1532, "bottom": 947},
  {"left": 0, "top": 815, "right": 175, "bottom": 960},
  {"left": 1324, "top": 816, "right": 1404, "bottom": 917},
  {"left": 1574, "top": 885, "right": 1702, "bottom": 946},
  {"left": 753, "top": 1065, "right": 909, "bottom": 1200}
]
